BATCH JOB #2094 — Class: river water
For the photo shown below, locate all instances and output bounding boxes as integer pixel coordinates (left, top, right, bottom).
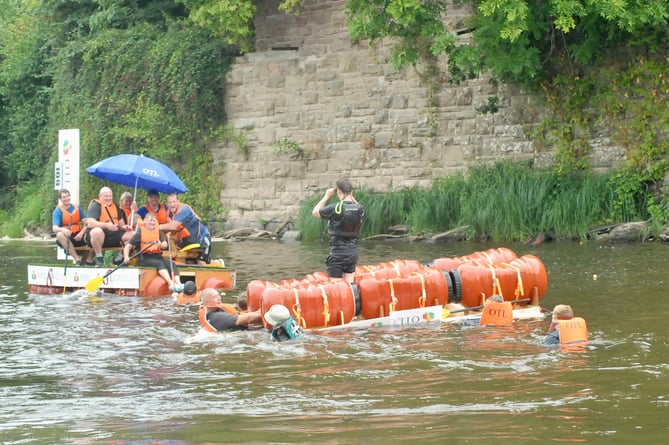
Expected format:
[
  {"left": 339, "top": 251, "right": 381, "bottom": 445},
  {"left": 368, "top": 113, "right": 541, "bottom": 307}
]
[{"left": 1, "top": 238, "right": 668, "bottom": 444}]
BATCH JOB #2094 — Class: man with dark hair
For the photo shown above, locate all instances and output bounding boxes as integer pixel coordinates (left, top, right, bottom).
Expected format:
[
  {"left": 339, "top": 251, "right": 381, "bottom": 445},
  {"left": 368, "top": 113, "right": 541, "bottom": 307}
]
[
  {"left": 162, "top": 193, "right": 212, "bottom": 265},
  {"left": 312, "top": 178, "right": 365, "bottom": 282},
  {"left": 52, "top": 189, "right": 87, "bottom": 266}
]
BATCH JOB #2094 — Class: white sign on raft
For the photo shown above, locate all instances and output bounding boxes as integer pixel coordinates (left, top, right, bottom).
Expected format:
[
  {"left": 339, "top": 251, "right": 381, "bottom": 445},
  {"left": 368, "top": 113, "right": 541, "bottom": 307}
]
[
  {"left": 327, "top": 305, "right": 443, "bottom": 330},
  {"left": 27, "top": 265, "right": 141, "bottom": 290}
]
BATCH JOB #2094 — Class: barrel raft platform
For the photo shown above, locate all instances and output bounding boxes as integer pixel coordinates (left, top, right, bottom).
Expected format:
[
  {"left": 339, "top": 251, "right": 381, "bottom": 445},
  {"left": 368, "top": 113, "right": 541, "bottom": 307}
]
[
  {"left": 247, "top": 247, "right": 548, "bottom": 331},
  {"left": 27, "top": 263, "right": 236, "bottom": 297}
]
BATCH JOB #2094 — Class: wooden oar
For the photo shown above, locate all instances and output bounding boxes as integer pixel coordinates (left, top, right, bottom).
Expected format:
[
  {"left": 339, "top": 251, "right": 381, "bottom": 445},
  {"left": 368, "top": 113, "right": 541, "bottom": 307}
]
[
  {"left": 442, "top": 297, "right": 531, "bottom": 318},
  {"left": 84, "top": 242, "right": 156, "bottom": 293}
]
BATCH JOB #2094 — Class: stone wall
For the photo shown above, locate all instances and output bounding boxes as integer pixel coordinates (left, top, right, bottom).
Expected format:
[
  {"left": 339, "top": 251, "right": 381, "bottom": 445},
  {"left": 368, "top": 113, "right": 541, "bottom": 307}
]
[{"left": 214, "top": 0, "right": 625, "bottom": 232}]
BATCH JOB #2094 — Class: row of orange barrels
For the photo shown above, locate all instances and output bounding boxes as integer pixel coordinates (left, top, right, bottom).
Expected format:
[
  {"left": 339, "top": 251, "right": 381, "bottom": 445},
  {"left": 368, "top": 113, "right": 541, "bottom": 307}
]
[{"left": 247, "top": 247, "right": 548, "bottom": 330}]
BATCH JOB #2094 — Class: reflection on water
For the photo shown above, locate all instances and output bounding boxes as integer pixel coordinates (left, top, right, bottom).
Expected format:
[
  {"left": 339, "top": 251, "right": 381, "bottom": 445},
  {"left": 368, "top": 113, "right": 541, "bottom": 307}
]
[{"left": 1, "top": 239, "right": 669, "bottom": 443}]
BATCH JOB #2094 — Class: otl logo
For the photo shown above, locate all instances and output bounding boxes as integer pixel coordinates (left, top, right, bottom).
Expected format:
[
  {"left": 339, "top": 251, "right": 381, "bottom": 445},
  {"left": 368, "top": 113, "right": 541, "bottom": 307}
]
[{"left": 142, "top": 168, "right": 161, "bottom": 177}]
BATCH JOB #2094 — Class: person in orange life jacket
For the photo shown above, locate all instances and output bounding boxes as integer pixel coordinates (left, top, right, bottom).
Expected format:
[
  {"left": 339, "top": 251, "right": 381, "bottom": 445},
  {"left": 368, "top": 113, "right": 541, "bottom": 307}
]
[
  {"left": 542, "top": 304, "right": 589, "bottom": 345},
  {"left": 479, "top": 295, "right": 514, "bottom": 326},
  {"left": 200, "top": 288, "right": 262, "bottom": 331},
  {"left": 122, "top": 212, "right": 184, "bottom": 292},
  {"left": 84, "top": 186, "right": 133, "bottom": 267},
  {"left": 52, "top": 189, "right": 87, "bottom": 266},
  {"left": 136, "top": 189, "right": 170, "bottom": 224},
  {"left": 311, "top": 178, "right": 365, "bottom": 282},
  {"left": 264, "top": 304, "right": 305, "bottom": 342},
  {"left": 162, "top": 193, "right": 212, "bottom": 265},
  {"left": 119, "top": 191, "right": 139, "bottom": 228}
]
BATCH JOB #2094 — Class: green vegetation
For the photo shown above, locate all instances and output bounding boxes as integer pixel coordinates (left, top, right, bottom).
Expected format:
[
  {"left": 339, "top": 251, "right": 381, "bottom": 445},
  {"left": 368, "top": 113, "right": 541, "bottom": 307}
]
[
  {"left": 1, "top": 0, "right": 668, "bottom": 239},
  {"left": 297, "top": 161, "right": 655, "bottom": 242},
  {"left": 0, "top": 1, "right": 237, "bottom": 235}
]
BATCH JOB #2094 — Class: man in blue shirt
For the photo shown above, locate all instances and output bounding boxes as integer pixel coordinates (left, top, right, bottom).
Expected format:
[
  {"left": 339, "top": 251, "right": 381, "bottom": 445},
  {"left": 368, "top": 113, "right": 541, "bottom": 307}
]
[{"left": 163, "top": 193, "right": 212, "bottom": 265}]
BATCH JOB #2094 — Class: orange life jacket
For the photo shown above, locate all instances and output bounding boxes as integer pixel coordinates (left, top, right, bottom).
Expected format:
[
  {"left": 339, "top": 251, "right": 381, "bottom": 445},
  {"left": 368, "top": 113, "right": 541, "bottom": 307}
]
[
  {"left": 479, "top": 301, "right": 513, "bottom": 326},
  {"left": 58, "top": 205, "right": 83, "bottom": 233},
  {"left": 557, "top": 317, "right": 588, "bottom": 344},
  {"left": 92, "top": 198, "right": 121, "bottom": 224},
  {"left": 198, "top": 304, "right": 239, "bottom": 332},
  {"left": 142, "top": 204, "right": 170, "bottom": 224},
  {"left": 168, "top": 203, "right": 192, "bottom": 241},
  {"left": 139, "top": 224, "right": 162, "bottom": 254},
  {"left": 176, "top": 290, "right": 201, "bottom": 305}
]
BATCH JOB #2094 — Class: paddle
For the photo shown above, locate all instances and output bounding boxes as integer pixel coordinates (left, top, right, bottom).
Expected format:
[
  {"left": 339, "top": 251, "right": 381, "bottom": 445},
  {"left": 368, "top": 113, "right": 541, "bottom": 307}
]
[
  {"left": 62, "top": 229, "right": 71, "bottom": 294},
  {"left": 442, "top": 297, "right": 531, "bottom": 318},
  {"left": 84, "top": 242, "right": 157, "bottom": 293},
  {"left": 167, "top": 233, "right": 176, "bottom": 288},
  {"left": 180, "top": 243, "right": 200, "bottom": 252}
]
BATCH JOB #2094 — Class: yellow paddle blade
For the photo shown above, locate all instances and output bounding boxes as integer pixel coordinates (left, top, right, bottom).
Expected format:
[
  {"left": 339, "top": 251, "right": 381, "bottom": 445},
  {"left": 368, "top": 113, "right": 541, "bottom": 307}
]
[
  {"left": 441, "top": 308, "right": 450, "bottom": 319},
  {"left": 180, "top": 243, "right": 200, "bottom": 252},
  {"left": 85, "top": 276, "right": 105, "bottom": 293}
]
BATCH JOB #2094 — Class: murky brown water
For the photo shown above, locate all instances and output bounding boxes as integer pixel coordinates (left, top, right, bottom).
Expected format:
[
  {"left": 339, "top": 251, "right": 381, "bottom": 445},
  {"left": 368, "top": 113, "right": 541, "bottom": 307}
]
[{"left": 1, "top": 239, "right": 668, "bottom": 444}]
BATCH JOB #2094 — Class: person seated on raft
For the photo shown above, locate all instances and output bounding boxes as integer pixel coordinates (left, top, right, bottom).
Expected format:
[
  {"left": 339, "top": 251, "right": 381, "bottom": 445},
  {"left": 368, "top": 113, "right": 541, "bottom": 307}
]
[
  {"left": 85, "top": 186, "right": 134, "bottom": 266},
  {"left": 200, "top": 288, "right": 262, "bottom": 331},
  {"left": 119, "top": 191, "right": 139, "bottom": 229},
  {"left": 542, "top": 304, "right": 588, "bottom": 346},
  {"left": 136, "top": 189, "right": 170, "bottom": 224},
  {"left": 479, "top": 295, "right": 513, "bottom": 326},
  {"left": 52, "top": 188, "right": 87, "bottom": 266},
  {"left": 122, "top": 212, "right": 184, "bottom": 293},
  {"left": 264, "top": 304, "right": 304, "bottom": 342}
]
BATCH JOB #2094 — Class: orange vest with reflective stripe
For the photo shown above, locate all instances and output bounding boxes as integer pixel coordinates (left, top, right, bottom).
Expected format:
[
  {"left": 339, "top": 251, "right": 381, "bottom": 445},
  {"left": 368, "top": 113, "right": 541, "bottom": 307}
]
[
  {"left": 58, "top": 205, "right": 83, "bottom": 233},
  {"left": 557, "top": 317, "right": 588, "bottom": 344},
  {"left": 92, "top": 199, "right": 121, "bottom": 224},
  {"left": 479, "top": 301, "right": 513, "bottom": 326},
  {"left": 198, "top": 304, "right": 239, "bottom": 332},
  {"left": 139, "top": 225, "right": 162, "bottom": 254}
]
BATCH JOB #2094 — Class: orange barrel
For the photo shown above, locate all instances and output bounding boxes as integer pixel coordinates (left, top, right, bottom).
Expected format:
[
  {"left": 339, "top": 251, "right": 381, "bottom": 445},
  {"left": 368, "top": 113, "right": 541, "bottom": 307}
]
[
  {"left": 432, "top": 247, "right": 518, "bottom": 271},
  {"left": 260, "top": 280, "right": 358, "bottom": 329},
  {"left": 466, "top": 247, "right": 518, "bottom": 265},
  {"left": 357, "top": 266, "right": 449, "bottom": 319},
  {"left": 246, "top": 279, "right": 278, "bottom": 311},
  {"left": 505, "top": 255, "right": 548, "bottom": 300},
  {"left": 303, "top": 271, "right": 331, "bottom": 283},
  {"left": 457, "top": 262, "right": 522, "bottom": 307},
  {"left": 353, "top": 259, "right": 424, "bottom": 284},
  {"left": 144, "top": 275, "right": 170, "bottom": 297}
]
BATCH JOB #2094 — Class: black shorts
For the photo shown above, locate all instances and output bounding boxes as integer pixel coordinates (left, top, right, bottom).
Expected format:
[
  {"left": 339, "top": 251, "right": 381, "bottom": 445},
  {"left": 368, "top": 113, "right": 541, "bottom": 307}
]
[
  {"left": 56, "top": 233, "right": 87, "bottom": 249},
  {"left": 84, "top": 229, "right": 124, "bottom": 248},
  {"left": 179, "top": 233, "right": 212, "bottom": 263},
  {"left": 326, "top": 250, "right": 359, "bottom": 278}
]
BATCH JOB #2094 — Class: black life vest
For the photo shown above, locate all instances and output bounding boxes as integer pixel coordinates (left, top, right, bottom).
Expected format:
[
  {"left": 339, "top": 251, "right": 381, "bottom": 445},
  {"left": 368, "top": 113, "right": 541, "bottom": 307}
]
[{"left": 327, "top": 201, "right": 363, "bottom": 238}]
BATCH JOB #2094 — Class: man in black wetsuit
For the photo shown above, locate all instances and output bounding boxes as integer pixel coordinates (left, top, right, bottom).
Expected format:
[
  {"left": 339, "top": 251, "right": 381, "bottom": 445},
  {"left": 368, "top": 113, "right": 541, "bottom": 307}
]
[{"left": 312, "top": 178, "right": 365, "bottom": 283}]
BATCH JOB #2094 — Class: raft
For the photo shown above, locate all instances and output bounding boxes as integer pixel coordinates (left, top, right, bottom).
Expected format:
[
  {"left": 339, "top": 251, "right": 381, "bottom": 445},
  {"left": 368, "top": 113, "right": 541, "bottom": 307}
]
[
  {"left": 247, "top": 247, "right": 548, "bottom": 330},
  {"left": 27, "top": 262, "right": 236, "bottom": 296}
]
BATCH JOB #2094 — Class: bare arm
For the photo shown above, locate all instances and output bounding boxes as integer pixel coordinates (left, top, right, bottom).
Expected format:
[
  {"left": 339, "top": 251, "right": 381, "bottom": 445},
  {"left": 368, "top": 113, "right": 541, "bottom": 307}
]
[
  {"left": 236, "top": 309, "right": 262, "bottom": 326},
  {"left": 312, "top": 188, "right": 337, "bottom": 217}
]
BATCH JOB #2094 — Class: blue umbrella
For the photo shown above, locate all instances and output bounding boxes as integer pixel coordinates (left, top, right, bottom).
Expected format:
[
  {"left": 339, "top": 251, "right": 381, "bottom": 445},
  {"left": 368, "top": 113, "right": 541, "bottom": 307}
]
[{"left": 86, "top": 154, "right": 188, "bottom": 194}]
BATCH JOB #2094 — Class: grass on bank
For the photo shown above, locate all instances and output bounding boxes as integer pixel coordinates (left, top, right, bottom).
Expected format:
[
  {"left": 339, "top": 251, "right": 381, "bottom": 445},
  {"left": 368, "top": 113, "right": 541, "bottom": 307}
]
[{"left": 297, "top": 161, "right": 659, "bottom": 242}]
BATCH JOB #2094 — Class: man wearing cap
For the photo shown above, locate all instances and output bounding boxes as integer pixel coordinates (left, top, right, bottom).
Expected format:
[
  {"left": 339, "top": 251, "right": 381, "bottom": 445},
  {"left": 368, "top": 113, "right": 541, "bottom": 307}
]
[
  {"left": 312, "top": 178, "right": 365, "bottom": 282},
  {"left": 200, "top": 288, "right": 262, "bottom": 331},
  {"left": 264, "top": 304, "right": 304, "bottom": 341},
  {"left": 136, "top": 189, "right": 170, "bottom": 224}
]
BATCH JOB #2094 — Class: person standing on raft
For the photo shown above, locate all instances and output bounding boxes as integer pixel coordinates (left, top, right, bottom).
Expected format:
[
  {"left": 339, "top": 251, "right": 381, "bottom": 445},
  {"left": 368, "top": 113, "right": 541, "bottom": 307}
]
[{"left": 311, "top": 178, "right": 364, "bottom": 283}]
